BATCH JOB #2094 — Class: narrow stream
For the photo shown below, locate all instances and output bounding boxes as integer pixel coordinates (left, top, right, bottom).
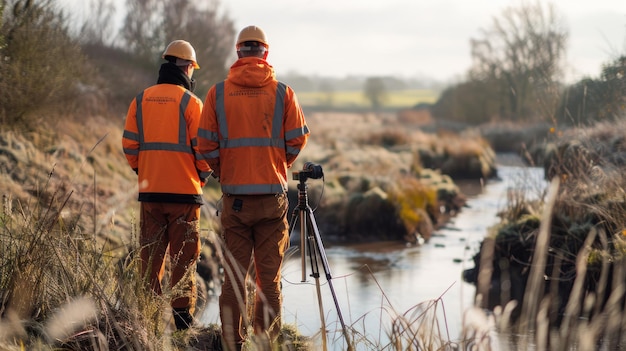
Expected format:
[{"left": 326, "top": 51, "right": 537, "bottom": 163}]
[{"left": 202, "top": 164, "right": 547, "bottom": 350}]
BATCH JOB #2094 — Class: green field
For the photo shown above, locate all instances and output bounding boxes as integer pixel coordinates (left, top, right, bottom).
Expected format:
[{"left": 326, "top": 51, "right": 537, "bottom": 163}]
[{"left": 296, "top": 89, "right": 439, "bottom": 109}]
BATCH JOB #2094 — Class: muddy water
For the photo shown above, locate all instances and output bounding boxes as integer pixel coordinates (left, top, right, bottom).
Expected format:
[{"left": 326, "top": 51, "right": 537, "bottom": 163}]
[{"left": 202, "top": 164, "right": 546, "bottom": 350}]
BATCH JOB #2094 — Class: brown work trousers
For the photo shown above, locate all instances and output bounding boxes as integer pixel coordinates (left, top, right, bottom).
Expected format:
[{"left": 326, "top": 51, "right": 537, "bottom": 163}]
[
  {"left": 219, "top": 193, "right": 289, "bottom": 348},
  {"left": 140, "top": 202, "right": 201, "bottom": 311}
]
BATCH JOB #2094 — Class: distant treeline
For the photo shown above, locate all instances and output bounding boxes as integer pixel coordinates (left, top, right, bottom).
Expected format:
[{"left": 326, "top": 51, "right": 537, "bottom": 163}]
[{"left": 279, "top": 73, "right": 446, "bottom": 93}]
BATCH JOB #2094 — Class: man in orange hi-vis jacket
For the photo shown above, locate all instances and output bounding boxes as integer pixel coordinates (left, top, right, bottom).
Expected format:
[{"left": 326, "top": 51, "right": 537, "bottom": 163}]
[
  {"left": 198, "top": 26, "right": 309, "bottom": 350},
  {"left": 122, "top": 40, "right": 212, "bottom": 331}
]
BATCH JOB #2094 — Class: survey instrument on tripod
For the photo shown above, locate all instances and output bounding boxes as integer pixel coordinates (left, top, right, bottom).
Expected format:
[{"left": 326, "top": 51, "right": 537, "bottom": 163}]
[{"left": 288, "top": 162, "right": 353, "bottom": 351}]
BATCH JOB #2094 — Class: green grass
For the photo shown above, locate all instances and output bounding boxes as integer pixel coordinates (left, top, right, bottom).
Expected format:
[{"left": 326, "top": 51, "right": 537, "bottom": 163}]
[{"left": 297, "top": 89, "right": 439, "bottom": 109}]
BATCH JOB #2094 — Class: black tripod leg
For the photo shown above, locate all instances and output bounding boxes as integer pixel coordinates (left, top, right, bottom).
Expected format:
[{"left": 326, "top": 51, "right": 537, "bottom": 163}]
[
  {"left": 306, "top": 208, "right": 353, "bottom": 350},
  {"left": 307, "top": 212, "right": 332, "bottom": 279},
  {"left": 288, "top": 206, "right": 309, "bottom": 282},
  {"left": 304, "top": 209, "right": 328, "bottom": 351},
  {"left": 305, "top": 210, "right": 321, "bottom": 280}
]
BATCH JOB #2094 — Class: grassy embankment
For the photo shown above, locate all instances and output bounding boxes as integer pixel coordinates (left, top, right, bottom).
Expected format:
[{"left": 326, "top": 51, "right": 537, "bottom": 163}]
[{"left": 463, "top": 119, "right": 626, "bottom": 350}]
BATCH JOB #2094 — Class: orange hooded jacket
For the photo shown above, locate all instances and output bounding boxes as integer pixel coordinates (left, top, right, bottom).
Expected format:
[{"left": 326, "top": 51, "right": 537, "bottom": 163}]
[
  {"left": 123, "top": 84, "right": 211, "bottom": 203},
  {"left": 198, "top": 57, "right": 309, "bottom": 195}
]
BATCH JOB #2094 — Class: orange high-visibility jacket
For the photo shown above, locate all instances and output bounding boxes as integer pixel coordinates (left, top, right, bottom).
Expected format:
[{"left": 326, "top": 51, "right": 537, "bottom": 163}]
[
  {"left": 123, "top": 84, "right": 211, "bottom": 203},
  {"left": 198, "top": 57, "right": 309, "bottom": 195}
]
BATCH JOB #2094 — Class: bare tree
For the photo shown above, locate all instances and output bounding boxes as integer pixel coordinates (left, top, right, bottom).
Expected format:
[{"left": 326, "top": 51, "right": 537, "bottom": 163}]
[
  {"left": 363, "top": 77, "right": 388, "bottom": 110},
  {"left": 469, "top": 1, "right": 568, "bottom": 122},
  {"left": 319, "top": 81, "right": 335, "bottom": 107},
  {"left": 78, "top": 0, "right": 117, "bottom": 46},
  {"left": 161, "top": 0, "right": 235, "bottom": 95},
  {"left": 121, "top": 0, "right": 165, "bottom": 66},
  {"left": 120, "top": 0, "right": 235, "bottom": 96}
]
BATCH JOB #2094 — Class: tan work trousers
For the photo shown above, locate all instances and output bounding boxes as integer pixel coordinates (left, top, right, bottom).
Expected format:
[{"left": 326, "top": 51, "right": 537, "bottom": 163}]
[
  {"left": 140, "top": 202, "right": 201, "bottom": 311},
  {"left": 219, "top": 193, "right": 289, "bottom": 347}
]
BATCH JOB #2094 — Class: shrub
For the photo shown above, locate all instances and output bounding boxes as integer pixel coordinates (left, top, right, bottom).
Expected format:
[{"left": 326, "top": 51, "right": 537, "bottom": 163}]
[{"left": 0, "top": 0, "right": 89, "bottom": 130}]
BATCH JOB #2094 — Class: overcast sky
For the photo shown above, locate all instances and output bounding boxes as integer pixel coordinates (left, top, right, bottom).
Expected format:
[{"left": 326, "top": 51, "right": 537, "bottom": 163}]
[
  {"left": 61, "top": 0, "right": 625, "bottom": 83},
  {"left": 221, "top": 0, "right": 625, "bottom": 83}
]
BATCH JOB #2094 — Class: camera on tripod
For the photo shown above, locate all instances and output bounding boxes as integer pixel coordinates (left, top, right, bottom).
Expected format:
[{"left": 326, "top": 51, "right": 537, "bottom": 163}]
[
  {"left": 292, "top": 162, "right": 324, "bottom": 181},
  {"left": 288, "top": 159, "right": 351, "bottom": 348}
]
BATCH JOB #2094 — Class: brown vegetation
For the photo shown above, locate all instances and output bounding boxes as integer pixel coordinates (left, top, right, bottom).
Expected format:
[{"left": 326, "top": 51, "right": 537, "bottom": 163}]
[
  {"left": 9, "top": 0, "right": 624, "bottom": 348},
  {"left": 463, "top": 119, "right": 626, "bottom": 349}
]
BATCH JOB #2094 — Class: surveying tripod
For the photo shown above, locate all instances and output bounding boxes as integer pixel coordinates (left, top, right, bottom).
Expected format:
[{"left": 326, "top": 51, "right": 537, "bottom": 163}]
[{"left": 288, "top": 164, "right": 352, "bottom": 351}]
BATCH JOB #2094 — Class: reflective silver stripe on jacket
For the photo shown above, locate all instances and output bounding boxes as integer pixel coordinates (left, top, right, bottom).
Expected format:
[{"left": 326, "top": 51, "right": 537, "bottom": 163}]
[
  {"left": 221, "top": 183, "right": 285, "bottom": 194},
  {"left": 215, "top": 81, "right": 287, "bottom": 194}
]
